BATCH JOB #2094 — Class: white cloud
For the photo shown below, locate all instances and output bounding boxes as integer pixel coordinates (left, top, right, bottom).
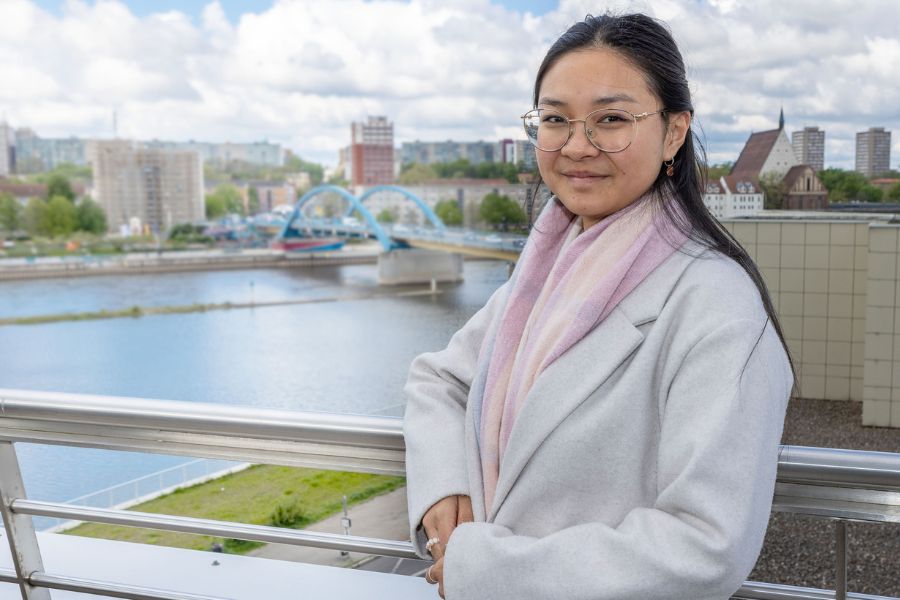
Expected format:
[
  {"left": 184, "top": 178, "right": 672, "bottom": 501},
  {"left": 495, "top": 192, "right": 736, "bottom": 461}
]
[{"left": 0, "top": 0, "right": 897, "bottom": 169}]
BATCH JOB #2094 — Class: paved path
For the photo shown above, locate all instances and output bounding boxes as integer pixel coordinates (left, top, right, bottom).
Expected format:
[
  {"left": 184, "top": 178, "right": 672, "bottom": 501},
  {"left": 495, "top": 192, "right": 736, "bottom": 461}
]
[{"left": 247, "top": 486, "right": 430, "bottom": 575}]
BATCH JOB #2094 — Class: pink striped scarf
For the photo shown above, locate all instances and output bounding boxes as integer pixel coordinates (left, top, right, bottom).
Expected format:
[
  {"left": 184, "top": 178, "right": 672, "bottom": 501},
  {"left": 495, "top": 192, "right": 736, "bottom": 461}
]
[{"left": 478, "top": 193, "right": 687, "bottom": 513}]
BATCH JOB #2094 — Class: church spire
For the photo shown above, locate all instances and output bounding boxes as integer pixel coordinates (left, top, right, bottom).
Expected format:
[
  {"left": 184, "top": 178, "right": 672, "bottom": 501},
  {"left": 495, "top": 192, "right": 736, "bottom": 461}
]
[{"left": 779, "top": 106, "right": 785, "bottom": 130}]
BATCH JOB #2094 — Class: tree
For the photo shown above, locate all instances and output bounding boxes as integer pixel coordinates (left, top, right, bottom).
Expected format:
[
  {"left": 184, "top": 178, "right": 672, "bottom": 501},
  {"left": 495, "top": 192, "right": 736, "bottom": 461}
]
[
  {"left": 434, "top": 199, "right": 463, "bottom": 226},
  {"left": 479, "top": 192, "right": 526, "bottom": 230},
  {"left": 0, "top": 194, "right": 22, "bottom": 232},
  {"left": 759, "top": 173, "right": 787, "bottom": 209},
  {"left": 888, "top": 183, "right": 900, "bottom": 202},
  {"left": 859, "top": 185, "right": 884, "bottom": 203},
  {"left": 707, "top": 162, "right": 733, "bottom": 180},
  {"left": 77, "top": 198, "right": 108, "bottom": 234},
  {"left": 376, "top": 208, "right": 396, "bottom": 223},
  {"left": 205, "top": 184, "right": 244, "bottom": 217},
  {"left": 23, "top": 198, "right": 49, "bottom": 235},
  {"left": 44, "top": 196, "right": 79, "bottom": 236},
  {"left": 248, "top": 187, "right": 260, "bottom": 214},
  {"left": 45, "top": 174, "right": 76, "bottom": 202},
  {"left": 398, "top": 163, "right": 438, "bottom": 185},
  {"left": 818, "top": 168, "right": 869, "bottom": 202}
]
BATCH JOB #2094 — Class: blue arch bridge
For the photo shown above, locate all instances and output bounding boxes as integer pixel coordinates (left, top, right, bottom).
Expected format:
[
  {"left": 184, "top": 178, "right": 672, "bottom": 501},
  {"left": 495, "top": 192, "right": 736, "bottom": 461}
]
[{"left": 272, "top": 184, "right": 526, "bottom": 284}]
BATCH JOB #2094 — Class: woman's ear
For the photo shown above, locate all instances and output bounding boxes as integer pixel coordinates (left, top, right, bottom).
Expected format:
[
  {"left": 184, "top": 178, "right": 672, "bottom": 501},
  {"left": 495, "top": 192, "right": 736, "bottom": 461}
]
[{"left": 663, "top": 111, "right": 691, "bottom": 160}]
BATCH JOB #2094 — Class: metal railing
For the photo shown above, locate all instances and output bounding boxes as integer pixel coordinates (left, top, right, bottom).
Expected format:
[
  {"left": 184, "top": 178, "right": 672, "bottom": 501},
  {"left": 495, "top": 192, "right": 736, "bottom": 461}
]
[{"left": 0, "top": 388, "right": 897, "bottom": 600}]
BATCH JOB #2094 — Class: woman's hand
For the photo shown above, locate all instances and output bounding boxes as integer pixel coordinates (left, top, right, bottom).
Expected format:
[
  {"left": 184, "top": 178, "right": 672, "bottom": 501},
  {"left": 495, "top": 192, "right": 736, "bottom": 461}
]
[{"left": 422, "top": 494, "right": 473, "bottom": 597}]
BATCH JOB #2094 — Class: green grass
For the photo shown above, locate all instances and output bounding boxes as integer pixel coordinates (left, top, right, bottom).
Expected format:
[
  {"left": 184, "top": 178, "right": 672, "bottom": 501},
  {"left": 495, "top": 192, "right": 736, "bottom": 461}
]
[{"left": 64, "top": 465, "right": 406, "bottom": 554}]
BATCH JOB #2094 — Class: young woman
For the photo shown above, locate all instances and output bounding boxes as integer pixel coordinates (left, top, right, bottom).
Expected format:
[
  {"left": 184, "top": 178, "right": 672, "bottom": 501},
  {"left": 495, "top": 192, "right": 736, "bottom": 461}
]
[{"left": 404, "top": 13, "right": 794, "bottom": 600}]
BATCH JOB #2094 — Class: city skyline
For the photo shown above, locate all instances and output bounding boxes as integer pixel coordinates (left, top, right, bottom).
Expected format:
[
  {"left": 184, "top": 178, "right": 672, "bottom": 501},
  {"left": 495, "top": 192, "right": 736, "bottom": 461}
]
[{"left": 2, "top": 0, "right": 899, "bottom": 170}]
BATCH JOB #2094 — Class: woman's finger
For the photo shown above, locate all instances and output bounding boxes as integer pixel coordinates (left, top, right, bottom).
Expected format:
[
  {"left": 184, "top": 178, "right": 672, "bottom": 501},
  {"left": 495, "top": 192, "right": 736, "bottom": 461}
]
[{"left": 432, "top": 557, "right": 445, "bottom": 598}]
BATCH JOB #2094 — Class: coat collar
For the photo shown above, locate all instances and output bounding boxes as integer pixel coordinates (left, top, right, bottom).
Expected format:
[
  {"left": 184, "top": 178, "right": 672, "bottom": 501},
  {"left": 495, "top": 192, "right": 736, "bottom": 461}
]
[{"left": 483, "top": 244, "right": 701, "bottom": 522}]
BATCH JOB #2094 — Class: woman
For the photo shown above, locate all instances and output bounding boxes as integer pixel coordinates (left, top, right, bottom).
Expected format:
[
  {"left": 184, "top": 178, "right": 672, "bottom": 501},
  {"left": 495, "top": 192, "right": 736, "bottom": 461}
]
[{"left": 404, "top": 13, "right": 794, "bottom": 600}]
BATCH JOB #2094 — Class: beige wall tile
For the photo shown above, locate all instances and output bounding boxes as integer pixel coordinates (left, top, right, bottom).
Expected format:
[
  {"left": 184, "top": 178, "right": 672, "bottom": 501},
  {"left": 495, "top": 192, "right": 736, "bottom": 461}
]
[
  {"left": 828, "top": 246, "right": 854, "bottom": 270},
  {"left": 781, "top": 269, "right": 805, "bottom": 293},
  {"left": 824, "top": 376, "right": 850, "bottom": 400},
  {"left": 851, "top": 365, "right": 864, "bottom": 379},
  {"left": 868, "top": 253, "right": 898, "bottom": 280},
  {"left": 850, "top": 378, "right": 863, "bottom": 401},
  {"left": 867, "top": 279, "right": 896, "bottom": 307},
  {"left": 806, "top": 223, "right": 830, "bottom": 244},
  {"left": 780, "top": 246, "right": 804, "bottom": 269},
  {"left": 782, "top": 223, "right": 805, "bottom": 245},
  {"left": 781, "top": 315, "right": 803, "bottom": 339},
  {"left": 828, "top": 270, "right": 853, "bottom": 295},
  {"left": 801, "top": 363, "right": 826, "bottom": 376},
  {"left": 780, "top": 292, "right": 803, "bottom": 316},
  {"left": 743, "top": 244, "right": 757, "bottom": 259},
  {"left": 855, "top": 223, "right": 869, "bottom": 246},
  {"left": 826, "top": 364, "right": 850, "bottom": 378},
  {"left": 864, "top": 386, "right": 891, "bottom": 402},
  {"left": 887, "top": 401, "right": 900, "bottom": 427},
  {"left": 869, "top": 227, "right": 898, "bottom": 252},
  {"left": 756, "top": 245, "right": 781, "bottom": 269},
  {"left": 865, "top": 359, "right": 893, "bottom": 387},
  {"left": 827, "top": 294, "right": 852, "bottom": 319},
  {"left": 760, "top": 267, "right": 780, "bottom": 291},
  {"left": 854, "top": 246, "right": 868, "bottom": 271},
  {"left": 862, "top": 399, "right": 891, "bottom": 426},
  {"left": 801, "top": 374, "right": 825, "bottom": 398},
  {"left": 893, "top": 361, "right": 900, "bottom": 387},
  {"left": 787, "top": 338, "right": 803, "bottom": 360},
  {"left": 852, "top": 318, "right": 866, "bottom": 343},
  {"left": 757, "top": 223, "right": 781, "bottom": 244},
  {"left": 866, "top": 306, "right": 893, "bottom": 333},
  {"left": 803, "top": 293, "right": 828, "bottom": 317},
  {"left": 854, "top": 271, "right": 868, "bottom": 295},
  {"left": 803, "top": 316, "right": 827, "bottom": 340},
  {"left": 853, "top": 294, "right": 867, "bottom": 319},
  {"left": 804, "top": 246, "right": 829, "bottom": 269},
  {"left": 803, "top": 340, "right": 827, "bottom": 363},
  {"left": 852, "top": 342, "right": 865, "bottom": 365},
  {"left": 865, "top": 332, "right": 894, "bottom": 360},
  {"left": 803, "top": 270, "right": 828, "bottom": 294},
  {"left": 830, "top": 224, "right": 855, "bottom": 246},
  {"left": 827, "top": 318, "right": 852, "bottom": 343},
  {"left": 733, "top": 222, "right": 757, "bottom": 246}
]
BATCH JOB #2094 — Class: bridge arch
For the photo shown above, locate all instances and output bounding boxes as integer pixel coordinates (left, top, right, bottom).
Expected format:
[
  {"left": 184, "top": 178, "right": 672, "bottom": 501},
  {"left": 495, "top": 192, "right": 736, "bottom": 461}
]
[
  {"left": 280, "top": 184, "right": 395, "bottom": 250},
  {"left": 352, "top": 185, "right": 446, "bottom": 232}
]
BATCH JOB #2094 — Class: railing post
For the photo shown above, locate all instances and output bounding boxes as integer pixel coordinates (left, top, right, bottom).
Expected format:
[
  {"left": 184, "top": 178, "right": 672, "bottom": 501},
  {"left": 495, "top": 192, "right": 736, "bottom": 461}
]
[
  {"left": 0, "top": 441, "right": 52, "bottom": 599},
  {"left": 835, "top": 520, "right": 848, "bottom": 600}
]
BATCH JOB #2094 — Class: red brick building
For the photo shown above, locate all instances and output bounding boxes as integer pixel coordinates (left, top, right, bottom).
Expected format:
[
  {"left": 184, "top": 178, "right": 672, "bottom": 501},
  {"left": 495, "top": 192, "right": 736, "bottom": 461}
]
[{"left": 350, "top": 116, "right": 394, "bottom": 186}]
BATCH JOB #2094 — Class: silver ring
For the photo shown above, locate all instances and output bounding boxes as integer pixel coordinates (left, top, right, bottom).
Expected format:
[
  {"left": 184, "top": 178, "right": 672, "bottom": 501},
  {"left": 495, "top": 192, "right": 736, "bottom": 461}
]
[
  {"left": 425, "top": 536, "right": 441, "bottom": 553},
  {"left": 425, "top": 565, "right": 437, "bottom": 584}
]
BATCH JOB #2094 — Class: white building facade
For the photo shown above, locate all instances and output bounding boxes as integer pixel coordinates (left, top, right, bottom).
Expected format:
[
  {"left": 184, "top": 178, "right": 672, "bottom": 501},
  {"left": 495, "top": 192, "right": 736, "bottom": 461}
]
[{"left": 703, "top": 176, "right": 764, "bottom": 219}]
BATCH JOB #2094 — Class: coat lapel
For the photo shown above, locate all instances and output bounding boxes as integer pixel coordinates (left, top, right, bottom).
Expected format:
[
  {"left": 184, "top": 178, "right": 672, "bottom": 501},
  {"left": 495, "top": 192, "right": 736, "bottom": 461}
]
[{"left": 486, "top": 307, "right": 644, "bottom": 522}]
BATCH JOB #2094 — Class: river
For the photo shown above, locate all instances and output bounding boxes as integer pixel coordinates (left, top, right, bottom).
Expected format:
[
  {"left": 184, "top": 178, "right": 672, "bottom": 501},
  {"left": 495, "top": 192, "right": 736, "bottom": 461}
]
[{"left": 0, "top": 260, "right": 508, "bottom": 514}]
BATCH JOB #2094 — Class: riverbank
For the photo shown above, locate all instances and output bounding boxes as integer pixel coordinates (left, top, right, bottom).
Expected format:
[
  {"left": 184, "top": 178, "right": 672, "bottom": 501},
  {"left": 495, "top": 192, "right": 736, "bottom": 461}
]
[
  {"left": 0, "top": 287, "right": 441, "bottom": 327},
  {"left": 0, "top": 246, "right": 380, "bottom": 281},
  {"left": 64, "top": 465, "right": 406, "bottom": 554}
]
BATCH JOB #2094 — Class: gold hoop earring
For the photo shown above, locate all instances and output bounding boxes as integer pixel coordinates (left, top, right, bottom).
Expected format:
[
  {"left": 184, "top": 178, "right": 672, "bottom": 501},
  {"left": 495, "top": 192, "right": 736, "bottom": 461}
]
[{"left": 664, "top": 158, "right": 675, "bottom": 177}]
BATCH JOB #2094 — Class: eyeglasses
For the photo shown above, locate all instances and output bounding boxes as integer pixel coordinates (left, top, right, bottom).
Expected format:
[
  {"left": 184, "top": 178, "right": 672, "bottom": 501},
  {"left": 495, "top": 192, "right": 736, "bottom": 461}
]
[{"left": 521, "top": 107, "right": 667, "bottom": 153}]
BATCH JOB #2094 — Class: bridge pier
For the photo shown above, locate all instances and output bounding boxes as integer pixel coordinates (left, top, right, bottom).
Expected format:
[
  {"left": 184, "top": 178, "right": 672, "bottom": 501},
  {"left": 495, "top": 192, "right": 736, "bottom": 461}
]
[{"left": 377, "top": 249, "right": 463, "bottom": 285}]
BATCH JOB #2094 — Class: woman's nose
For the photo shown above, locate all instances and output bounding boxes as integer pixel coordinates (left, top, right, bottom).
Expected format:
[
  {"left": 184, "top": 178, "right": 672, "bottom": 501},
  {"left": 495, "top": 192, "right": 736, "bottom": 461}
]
[{"left": 560, "top": 121, "right": 601, "bottom": 159}]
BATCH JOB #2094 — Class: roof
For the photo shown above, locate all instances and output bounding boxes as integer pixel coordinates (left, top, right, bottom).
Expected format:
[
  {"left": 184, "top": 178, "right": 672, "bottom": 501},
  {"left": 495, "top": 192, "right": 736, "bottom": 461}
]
[
  {"left": 723, "top": 175, "right": 761, "bottom": 194},
  {"left": 782, "top": 164, "right": 816, "bottom": 190},
  {"left": 731, "top": 129, "right": 781, "bottom": 178}
]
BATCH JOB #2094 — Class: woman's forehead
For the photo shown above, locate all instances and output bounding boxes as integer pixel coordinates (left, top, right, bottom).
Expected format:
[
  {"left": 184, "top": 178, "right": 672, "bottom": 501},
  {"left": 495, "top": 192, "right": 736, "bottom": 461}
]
[{"left": 538, "top": 48, "right": 654, "bottom": 106}]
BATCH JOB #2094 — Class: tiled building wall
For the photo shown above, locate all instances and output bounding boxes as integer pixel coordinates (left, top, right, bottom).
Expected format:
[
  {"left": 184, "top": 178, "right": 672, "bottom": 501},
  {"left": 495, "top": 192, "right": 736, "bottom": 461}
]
[
  {"left": 862, "top": 225, "right": 900, "bottom": 427},
  {"left": 720, "top": 220, "right": 874, "bottom": 417}
]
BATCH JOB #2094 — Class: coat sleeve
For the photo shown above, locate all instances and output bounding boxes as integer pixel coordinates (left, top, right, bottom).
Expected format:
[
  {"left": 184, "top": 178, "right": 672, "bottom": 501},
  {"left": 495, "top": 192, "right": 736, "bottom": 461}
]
[
  {"left": 442, "top": 316, "right": 793, "bottom": 600},
  {"left": 403, "top": 281, "right": 510, "bottom": 557}
]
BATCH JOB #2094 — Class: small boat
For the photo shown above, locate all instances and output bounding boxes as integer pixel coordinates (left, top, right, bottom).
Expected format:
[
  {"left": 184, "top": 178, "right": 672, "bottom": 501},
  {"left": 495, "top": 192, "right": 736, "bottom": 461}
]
[{"left": 272, "top": 237, "right": 345, "bottom": 252}]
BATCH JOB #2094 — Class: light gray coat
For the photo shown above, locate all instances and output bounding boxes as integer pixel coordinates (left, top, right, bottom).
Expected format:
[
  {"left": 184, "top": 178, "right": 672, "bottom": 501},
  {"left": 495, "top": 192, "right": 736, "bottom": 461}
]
[{"left": 403, "top": 243, "right": 794, "bottom": 600}]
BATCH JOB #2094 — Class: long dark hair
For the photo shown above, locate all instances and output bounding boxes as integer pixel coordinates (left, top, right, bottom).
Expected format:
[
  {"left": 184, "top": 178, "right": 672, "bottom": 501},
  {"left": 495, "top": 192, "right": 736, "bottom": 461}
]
[{"left": 526, "top": 13, "right": 796, "bottom": 381}]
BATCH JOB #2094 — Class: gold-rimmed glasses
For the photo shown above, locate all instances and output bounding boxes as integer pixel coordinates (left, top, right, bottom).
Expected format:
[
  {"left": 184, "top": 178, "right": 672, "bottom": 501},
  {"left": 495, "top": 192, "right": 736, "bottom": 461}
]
[{"left": 521, "top": 107, "right": 667, "bottom": 153}]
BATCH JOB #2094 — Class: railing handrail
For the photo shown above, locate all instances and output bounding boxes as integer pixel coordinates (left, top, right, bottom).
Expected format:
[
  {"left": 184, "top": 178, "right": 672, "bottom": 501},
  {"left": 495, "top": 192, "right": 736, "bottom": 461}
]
[{"left": 0, "top": 388, "right": 898, "bottom": 600}]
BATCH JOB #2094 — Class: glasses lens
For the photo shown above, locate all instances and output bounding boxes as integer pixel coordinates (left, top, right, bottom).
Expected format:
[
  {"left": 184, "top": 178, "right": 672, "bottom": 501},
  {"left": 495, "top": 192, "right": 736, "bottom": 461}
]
[
  {"left": 523, "top": 109, "right": 569, "bottom": 151},
  {"left": 586, "top": 109, "right": 636, "bottom": 152}
]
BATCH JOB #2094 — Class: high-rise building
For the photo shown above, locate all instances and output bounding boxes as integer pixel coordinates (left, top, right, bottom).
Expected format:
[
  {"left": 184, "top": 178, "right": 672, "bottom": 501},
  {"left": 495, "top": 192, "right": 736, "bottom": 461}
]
[
  {"left": 0, "top": 122, "right": 12, "bottom": 177},
  {"left": 856, "top": 127, "right": 892, "bottom": 177},
  {"left": 92, "top": 140, "right": 204, "bottom": 234},
  {"left": 792, "top": 126, "right": 825, "bottom": 171},
  {"left": 350, "top": 116, "right": 394, "bottom": 186},
  {"left": 399, "top": 141, "right": 496, "bottom": 166}
]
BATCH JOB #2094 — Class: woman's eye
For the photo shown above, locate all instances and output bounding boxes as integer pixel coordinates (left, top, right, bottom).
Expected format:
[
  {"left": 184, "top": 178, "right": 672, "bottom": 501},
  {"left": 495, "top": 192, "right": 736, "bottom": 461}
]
[{"left": 541, "top": 115, "right": 566, "bottom": 124}]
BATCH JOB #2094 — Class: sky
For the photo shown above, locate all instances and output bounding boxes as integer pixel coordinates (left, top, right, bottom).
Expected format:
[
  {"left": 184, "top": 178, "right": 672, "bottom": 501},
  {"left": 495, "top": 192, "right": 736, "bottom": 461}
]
[{"left": 2, "top": 0, "right": 899, "bottom": 170}]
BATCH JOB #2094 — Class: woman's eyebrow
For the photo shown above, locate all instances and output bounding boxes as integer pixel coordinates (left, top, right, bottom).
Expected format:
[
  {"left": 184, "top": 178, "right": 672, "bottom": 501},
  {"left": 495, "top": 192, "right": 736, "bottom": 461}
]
[{"left": 537, "top": 93, "right": 639, "bottom": 106}]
